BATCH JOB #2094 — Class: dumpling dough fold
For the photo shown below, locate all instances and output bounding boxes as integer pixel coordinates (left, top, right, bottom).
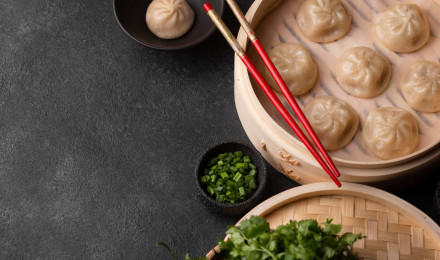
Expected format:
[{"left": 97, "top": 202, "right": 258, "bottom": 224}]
[
  {"left": 336, "top": 47, "right": 391, "bottom": 98},
  {"left": 374, "top": 4, "right": 430, "bottom": 53},
  {"left": 297, "top": 0, "right": 352, "bottom": 43},
  {"left": 263, "top": 43, "right": 318, "bottom": 96},
  {"left": 304, "top": 96, "right": 359, "bottom": 150},
  {"left": 146, "top": 0, "right": 195, "bottom": 39},
  {"left": 400, "top": 61, "right": 440, "bottom": 113},
  {"left": 362, "top": 107, "right": 419, "bottom": 160}
]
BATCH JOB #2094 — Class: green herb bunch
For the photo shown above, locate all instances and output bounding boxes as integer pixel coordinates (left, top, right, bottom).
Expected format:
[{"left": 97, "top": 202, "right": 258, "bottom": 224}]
[
  {"left": 218, "top": 216, "right": 362, "bottom": 260},
  {"left": 185, "top": 216, "right": 362, "bottom": 260},
  {"left": 186, "top": 215, "right": 361, "bottom": 260}
]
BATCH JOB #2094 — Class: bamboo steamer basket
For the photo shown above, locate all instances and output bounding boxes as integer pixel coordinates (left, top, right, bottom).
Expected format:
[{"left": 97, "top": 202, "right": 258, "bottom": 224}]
[
  {"left": 234, "top": 0, "right": 440, "bottom": 185},
  {"left": 207, "top": 182, "right": 440, "bottom": 259}
]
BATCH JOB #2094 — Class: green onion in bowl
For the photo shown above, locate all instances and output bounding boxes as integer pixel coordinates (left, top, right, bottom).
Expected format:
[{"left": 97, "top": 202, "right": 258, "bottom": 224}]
[
  {"left": 196, "top": 141, "right": 267, "bottom": 216},
  {"left": 200, "top": 151, "right": 258, "bottom": 204}
]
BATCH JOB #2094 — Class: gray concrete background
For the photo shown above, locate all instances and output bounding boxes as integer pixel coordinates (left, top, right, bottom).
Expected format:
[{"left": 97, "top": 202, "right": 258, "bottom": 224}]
[{"left": 0, "top": 0, "right": 439, "bottom": 259}]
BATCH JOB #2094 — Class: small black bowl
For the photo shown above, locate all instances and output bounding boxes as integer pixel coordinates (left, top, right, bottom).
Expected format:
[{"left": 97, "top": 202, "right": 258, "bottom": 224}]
[
  {"left": 196, "top": 141, "right": 267, "bottom": 216},
  {"left": 113, "top": 0, "right": 224, "bottom": 50},
  {"left": 434, "top": 178, "right": 440, "bottom": 222}
]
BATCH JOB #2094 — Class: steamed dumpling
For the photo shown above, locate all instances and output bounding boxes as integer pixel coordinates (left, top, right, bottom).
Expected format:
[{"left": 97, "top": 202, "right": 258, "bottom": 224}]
[
  {"left": 263, "top": 43, "right": 318, "bottom": 95},
  {"left": 362, "top": 107, "right": 419, "bottom": 160},
  {"left": 335, "top": 47, "right": 392, "bottom": 98},
  {"left": 400, "top": 61, "right": 440, "bottom": 112},
  {"left": 374, "top": 4, "right": 430, "bottom": 53},
  {"left": 146, "top": 0, "right": 195, "bottom": 39},
  {"left": 296, "top": 0, "right": 352, "bottom": 43},
  {"left": 304, "top": 96, "right": 359, "bottom": 150}
]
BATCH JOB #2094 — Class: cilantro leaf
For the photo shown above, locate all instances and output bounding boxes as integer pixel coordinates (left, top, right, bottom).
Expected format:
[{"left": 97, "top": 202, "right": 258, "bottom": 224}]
[{"left": 238, "top": 215, "right": 270, "bottom": 238}]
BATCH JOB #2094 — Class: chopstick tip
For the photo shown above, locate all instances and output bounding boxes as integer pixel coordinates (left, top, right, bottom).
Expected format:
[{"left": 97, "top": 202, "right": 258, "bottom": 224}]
[{"left": 333, "top": 168, "right": 341, "bottom": 178}]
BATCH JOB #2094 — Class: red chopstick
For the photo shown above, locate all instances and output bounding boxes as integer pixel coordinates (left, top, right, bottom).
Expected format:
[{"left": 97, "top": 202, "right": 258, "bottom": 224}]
[
  {"left": 224, "top": 0, "right": 340, "bottom": 178},
  {"left": 202, "top": 3, "right": 341, "bottom": 187}
]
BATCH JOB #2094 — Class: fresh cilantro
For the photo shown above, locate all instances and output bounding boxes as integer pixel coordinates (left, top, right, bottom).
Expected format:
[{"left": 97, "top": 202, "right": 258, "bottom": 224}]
[
  {"left": 218, "top": 216, "right": 362, "bottom": 260},
  {"left": 185, "top": 216, "right": 363, "bottom": 260}
]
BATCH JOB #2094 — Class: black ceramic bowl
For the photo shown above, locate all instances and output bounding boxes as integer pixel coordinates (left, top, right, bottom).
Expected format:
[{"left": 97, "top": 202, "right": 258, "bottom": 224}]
[
  {"left": 434, "top": 178, "right": 440, "bottom": 221},
  {"left": 113, "top": 0, "right": 224, "bottom": 50},
  {"left": 196, "top": 141, "right": 267, "bottom": 216}
]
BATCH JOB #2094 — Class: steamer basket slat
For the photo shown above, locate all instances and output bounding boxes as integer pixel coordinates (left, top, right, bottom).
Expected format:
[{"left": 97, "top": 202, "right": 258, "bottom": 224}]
[{"left": 235, "top": 0, "right": 440, "bottom": 185}]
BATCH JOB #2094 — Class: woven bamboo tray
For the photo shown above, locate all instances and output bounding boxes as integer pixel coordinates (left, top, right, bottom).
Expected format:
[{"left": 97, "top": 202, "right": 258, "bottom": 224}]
[
  {"left": 207, "top": 182, "right": 440, "bottom": 260},
  {"left": 234, "top": 0, "right": 440, "bottom": 185}
]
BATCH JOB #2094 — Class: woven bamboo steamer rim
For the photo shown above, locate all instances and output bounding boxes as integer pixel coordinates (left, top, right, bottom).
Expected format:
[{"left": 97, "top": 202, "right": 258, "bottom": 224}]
[
  {"left": 234, "top": 0, "right": 440, "bottom": 184},
  {"left": 207, "top": 182, "right": 440, "bottom": 259}
]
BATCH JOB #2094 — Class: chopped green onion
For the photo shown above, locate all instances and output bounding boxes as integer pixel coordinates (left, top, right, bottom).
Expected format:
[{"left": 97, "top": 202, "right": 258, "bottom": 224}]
[
  {"left": 249, "top": 180, "right": 257, "bottom": 189},
  {"left": 234, "top": 151, "right": 243, "bottom": 158},
  {"left": 201, "top": 150, "right": 259, "bottom": 204},
  {"left": 207, "top": 186, "right": 215, "bottom": 196},
  {"left": 218, "top": 153, "right": 227, "bottom": 159},
  {"left": 235, "top": 163, "right": 249, "bottom": 169},
  {"left": 233, "top": 172, "right": 242, "bottom": 182},
  {"left": 232, "top": 157, "right": 241, "bottom": 163}
]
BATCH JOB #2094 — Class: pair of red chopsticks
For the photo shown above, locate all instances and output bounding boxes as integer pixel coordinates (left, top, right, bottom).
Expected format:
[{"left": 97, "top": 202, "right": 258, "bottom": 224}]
[{"left": 202, "top": 1, "right": 341, "bottom": 187}]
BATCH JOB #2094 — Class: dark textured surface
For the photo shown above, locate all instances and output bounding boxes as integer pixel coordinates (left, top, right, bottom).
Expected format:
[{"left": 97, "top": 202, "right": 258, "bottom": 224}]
[{"left": 0, "top": 0, "right": 439, "bottom": 259}]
